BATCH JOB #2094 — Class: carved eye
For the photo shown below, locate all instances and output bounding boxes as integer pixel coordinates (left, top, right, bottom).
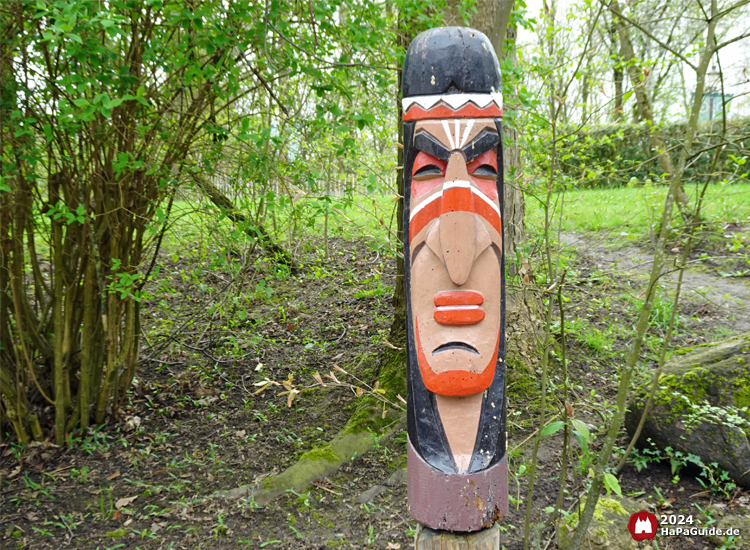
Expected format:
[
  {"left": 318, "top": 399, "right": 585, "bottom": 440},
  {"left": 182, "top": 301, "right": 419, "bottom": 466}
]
[
  {"left": 413, "top": 164, "right": 444, "bottom": 180},
  {"left": 411, "top": 151, "right": 447, "bottom": 197},
  {"left": 471, "top": 164, "right": 497, "bottom": 180}
]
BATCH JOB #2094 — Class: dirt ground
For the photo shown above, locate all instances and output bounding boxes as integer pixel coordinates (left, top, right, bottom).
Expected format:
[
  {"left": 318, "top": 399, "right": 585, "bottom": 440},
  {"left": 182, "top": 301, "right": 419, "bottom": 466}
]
[{"left": 2, "top": 227, "right": 749, "bottom": 549}]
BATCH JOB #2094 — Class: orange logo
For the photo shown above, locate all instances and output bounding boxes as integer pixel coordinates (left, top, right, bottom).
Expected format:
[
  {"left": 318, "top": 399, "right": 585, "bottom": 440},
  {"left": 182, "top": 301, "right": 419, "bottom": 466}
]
[{"left": 627, "top": 510, "right": 659, "bottom": 541}]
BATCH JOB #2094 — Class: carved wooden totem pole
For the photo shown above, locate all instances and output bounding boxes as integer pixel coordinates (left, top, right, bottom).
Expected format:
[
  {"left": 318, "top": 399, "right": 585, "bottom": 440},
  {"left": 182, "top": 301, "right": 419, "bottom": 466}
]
[{"left": 402, "top": 27, "right": 507, "bottom": 543}]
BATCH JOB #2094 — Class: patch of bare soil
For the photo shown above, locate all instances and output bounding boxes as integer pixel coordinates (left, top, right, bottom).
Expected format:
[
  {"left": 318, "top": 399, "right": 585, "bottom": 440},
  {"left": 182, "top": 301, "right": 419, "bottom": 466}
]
[
  {"left": 559, "top": 231, "right": 750, "bottom": 332},
  {"left": 543, "top": 229, "right": 750, "bottom": 550},
  {"left": 2, "top": 230, "right": 749, "bottom": 549}
]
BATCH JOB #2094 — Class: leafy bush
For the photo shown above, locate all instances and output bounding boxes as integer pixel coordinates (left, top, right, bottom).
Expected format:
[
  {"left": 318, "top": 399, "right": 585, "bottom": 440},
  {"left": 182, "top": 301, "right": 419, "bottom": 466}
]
[{"left": 556, "top": 118, "right": 750, "bottom": 188}]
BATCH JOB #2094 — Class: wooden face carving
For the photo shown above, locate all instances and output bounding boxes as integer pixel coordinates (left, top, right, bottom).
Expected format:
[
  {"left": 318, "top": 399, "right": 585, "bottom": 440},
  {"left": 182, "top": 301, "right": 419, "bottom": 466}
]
[
  {"left": 403, "top": 112, "right": 505, "bottom": 477},
  {"left": 408, "top": 118, "right": 502, "bottom": 397},
  {"left": 402, "top": 26, "right": 507, "bottom": 532}
]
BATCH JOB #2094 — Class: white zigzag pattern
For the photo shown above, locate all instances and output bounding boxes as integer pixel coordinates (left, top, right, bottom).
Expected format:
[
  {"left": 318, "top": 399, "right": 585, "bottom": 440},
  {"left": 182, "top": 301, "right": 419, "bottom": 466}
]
[{"left": 402, "top": 92, "right": 503, "bottom": 113}]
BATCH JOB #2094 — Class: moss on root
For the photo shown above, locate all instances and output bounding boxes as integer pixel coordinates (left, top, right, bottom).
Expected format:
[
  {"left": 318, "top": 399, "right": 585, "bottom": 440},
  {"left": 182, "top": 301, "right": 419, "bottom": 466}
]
[
  {"left": 507, "top": 356, "right": 540, "bottom": 403},
  {"left": 558, "top": 497, "right": 637, "bottom": 550},
  {"left": 343, "top": 348, "right": 407, "bottom": 435},
  {"left": 626, "top": 333, "right": 750, "bottom": 489},
  {"left": 251, "top": 350, "right": 407, "bottom": 505},
  {"left": 631, "top": 334, "right": 750, "bottom": 427},
  {"left": 299, "top": 443, "right": 339, "bottom": 462}
]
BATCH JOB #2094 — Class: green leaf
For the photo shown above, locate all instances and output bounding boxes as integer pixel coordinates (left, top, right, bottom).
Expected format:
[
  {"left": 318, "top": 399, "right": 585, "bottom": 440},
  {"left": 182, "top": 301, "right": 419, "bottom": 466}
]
[
  {"left": 72, "top": 98, "right": 90, "bottom": 107},
  {"left": 572, "top": 419, "right": 590, "bottom": 442},
  {"left": 603, "top": 473, "right": 622, "bottom": 496},
  {"left": 106, "top": 97, "right": 125, "bottom": 109},
  {"left": 622, "top": 90, "right": 634, "bottom": 103},
  {"left": 540, "top": 421, "right": 565, "bottom": 437}
]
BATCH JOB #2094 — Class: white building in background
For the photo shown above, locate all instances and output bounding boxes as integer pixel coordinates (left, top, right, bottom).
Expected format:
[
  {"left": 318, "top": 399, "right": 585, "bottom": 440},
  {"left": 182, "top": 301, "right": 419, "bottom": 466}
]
[{"left": 694, "top": 39, "right": 750, "bottom": 120}]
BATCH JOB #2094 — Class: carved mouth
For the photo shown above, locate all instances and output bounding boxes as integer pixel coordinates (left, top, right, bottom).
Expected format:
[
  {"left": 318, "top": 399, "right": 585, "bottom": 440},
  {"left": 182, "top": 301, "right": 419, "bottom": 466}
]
[
  {"left": 432, "top": 342, "right": 480, "bottom": 355},
  {"left": 433, "top": 290, "right": 485, "bottom": 325}
]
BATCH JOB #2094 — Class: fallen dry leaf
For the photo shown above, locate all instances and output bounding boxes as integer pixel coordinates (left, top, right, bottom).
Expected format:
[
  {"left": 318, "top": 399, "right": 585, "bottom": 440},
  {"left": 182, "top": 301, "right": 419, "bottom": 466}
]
[
  {"left": 106, "top": 471, "right": 121, "bottom": 481},
  {"left": 115, "top": 495, "right": 138, "bottom": 509},
  {"left": 386, "top": 543, "right": 401, "bottom": 549},
  {"left": 151, "top": 521, "right": 167, "bottom": 533}
]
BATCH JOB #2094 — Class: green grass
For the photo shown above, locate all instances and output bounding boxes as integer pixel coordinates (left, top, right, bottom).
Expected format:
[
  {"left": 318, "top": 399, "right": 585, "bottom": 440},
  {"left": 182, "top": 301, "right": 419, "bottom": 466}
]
[
  {"left": 565, "top": 318, "right": 617, "bottom": 355},
  {"left": 526, "top": 181, "right": 750, "bottom": 235}
]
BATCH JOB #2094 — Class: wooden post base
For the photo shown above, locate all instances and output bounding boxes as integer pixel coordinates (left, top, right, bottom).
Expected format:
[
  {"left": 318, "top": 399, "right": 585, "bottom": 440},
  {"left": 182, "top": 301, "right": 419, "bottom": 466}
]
[{"left": 415, "top": 523, "right": 500, "bottom": 550}]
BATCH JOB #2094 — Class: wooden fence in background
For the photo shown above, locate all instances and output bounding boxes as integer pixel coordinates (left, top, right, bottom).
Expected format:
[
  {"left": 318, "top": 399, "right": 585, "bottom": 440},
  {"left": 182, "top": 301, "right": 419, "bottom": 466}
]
[{"left": 199, "top": 173, "right": 397, "bottom": 202}]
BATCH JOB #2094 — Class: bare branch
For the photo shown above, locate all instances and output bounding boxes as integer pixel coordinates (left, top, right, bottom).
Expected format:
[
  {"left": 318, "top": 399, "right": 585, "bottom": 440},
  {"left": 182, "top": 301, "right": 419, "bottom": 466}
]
[
  {"left": 713, "top": 27, "right": 750, "bottom": 51},
  {"left": 600, "top": 0, "right": 698, "bottom": 70},
  {"left": 712, "top": 0, "right": 750, "bottom": 21}
]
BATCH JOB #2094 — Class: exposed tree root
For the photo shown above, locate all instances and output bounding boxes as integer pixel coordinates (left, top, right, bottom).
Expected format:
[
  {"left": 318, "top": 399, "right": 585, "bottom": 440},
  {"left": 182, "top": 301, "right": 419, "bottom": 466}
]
[
  {"left": 191, "top": 174, "right": 298, "bottom": 270},
  {"left": 247, "top": 350, "right": 408, "bottom": 505}
]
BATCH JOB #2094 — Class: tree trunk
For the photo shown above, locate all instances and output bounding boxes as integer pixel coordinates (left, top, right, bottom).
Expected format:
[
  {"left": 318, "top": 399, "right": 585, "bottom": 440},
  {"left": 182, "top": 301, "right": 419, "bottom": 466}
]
[
  {"left": 490, "top": 12, "right": 539, "bottom": 361},
  {"left": 610, "top": 0, "right": 692, "bottom": 213},
  {"left": 607, "top": 12, "right": 624, "bottom": 122},
  {"left": 389, "top": 71, "right": 407, "bottom": 348},
  {"left": 442, "top": 0, "right": 514, "bottom": 52}
]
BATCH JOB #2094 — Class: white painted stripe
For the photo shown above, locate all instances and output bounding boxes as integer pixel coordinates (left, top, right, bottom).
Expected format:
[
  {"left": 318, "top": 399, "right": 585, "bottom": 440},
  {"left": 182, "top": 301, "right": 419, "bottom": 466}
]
[
  {"left": 472, "top": 186, "right": 501, "bottom": 216},
  {"left": 442, "top": 180, "right": 471, "bottom": 190},
  {"left": 402, "top": 92, "right": 503, "bottom": 113},
  {"left": 460, "top": 119, "right": 475, "bottom": 148},
  {"left": 409, "top": 190, "right": 442, "bottom": 221},
  {"left": 409, "top": 181, "right": 501, "bottom": 220},
  {"left": 444, "top": 180, "right": 501, "bottom": 216},
  {"left": 435, "top": 305, "right": 481, "bottom": 311},
  {"left": 441, "top": 120, "right": 455, "bottom": 150}
]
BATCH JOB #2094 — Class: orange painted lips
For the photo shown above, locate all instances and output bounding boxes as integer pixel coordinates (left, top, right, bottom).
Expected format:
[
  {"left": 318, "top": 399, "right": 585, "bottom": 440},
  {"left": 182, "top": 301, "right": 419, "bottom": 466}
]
[{"left": 433, "top": 290, "right": 485, "bottom": 325}]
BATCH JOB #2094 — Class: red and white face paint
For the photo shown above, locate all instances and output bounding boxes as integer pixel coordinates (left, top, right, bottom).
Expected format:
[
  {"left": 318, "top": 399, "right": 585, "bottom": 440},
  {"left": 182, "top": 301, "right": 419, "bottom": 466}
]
[{"left": 408, "top": 117, "right": 502, "bottom": 397}]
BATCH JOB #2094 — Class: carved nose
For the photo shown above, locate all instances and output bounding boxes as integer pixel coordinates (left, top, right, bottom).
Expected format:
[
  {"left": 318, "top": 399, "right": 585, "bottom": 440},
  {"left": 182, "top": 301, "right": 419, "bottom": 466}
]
[{"left": 439, "top": 152, "right": 476, "bottom": 286}]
